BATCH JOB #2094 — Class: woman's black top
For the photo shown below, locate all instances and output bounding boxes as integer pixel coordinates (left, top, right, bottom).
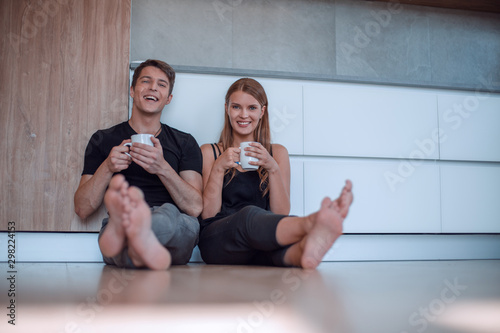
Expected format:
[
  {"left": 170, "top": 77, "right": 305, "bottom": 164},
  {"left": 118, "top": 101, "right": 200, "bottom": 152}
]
[{"left": 200, "top": 144, "right": 270, "bottom": 228}]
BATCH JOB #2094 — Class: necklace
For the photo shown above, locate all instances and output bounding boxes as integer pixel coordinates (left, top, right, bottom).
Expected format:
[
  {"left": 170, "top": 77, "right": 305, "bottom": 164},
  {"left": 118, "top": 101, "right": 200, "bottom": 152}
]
[
  {"left": 154, "top": 124, "right": 162, "bottom": 137},
  {"left": 128, "top": 120, "right": 162, "bottom": 136}
]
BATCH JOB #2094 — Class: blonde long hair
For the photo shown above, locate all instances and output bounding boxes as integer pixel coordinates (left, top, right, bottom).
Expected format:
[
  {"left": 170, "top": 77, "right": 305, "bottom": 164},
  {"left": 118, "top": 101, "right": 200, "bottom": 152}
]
[{"left": 218, "top": 78, "right": 271, "bottom": 196}]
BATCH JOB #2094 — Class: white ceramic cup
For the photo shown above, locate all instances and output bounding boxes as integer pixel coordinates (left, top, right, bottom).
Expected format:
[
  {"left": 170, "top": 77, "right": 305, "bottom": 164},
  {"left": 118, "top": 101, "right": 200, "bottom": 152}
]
[
  {"left": 239, "top": 141, "right": 259, "bottom": 171},
  {"left": 124, "top": 134, "right": 154, "bottom": 157}
]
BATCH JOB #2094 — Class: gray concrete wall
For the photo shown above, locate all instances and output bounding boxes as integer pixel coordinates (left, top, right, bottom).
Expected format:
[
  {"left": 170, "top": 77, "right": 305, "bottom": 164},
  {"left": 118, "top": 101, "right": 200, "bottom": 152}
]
[{"left": 130, "top": 0, "right": 500, "bottom": 92}]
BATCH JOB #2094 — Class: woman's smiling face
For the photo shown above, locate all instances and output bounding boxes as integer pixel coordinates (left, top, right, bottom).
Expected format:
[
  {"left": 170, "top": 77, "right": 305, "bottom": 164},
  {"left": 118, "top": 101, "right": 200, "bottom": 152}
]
[{"left": 226, "top": 90, "right": 265, "bottom": 140}]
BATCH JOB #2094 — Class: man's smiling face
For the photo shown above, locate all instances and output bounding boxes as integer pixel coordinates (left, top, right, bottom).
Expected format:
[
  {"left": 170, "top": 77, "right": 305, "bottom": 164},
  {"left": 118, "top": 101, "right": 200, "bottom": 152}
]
[{"left": 130, "top": 66, "right": 172, "bottom": 115}]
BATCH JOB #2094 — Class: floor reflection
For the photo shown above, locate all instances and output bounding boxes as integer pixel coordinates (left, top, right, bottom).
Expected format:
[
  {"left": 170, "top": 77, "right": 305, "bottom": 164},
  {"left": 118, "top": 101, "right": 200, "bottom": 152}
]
[{"left": 1, "top": 261, "right": 499, "bottom": 333}]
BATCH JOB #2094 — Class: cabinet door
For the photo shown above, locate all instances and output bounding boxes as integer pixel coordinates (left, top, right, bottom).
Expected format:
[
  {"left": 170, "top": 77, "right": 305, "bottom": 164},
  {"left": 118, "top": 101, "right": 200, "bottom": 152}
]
[
  {"left": 438, "top": 94, "right": 500, "bottom": 162},
  {"left": 441, "top": 164, "right": 500, "bottom": 233},
  {"left": 304, "top": 159, "right": 441, "bottom": 233},
  {"left": 304, "top": 83, "right": 438, "bottom": 159}
]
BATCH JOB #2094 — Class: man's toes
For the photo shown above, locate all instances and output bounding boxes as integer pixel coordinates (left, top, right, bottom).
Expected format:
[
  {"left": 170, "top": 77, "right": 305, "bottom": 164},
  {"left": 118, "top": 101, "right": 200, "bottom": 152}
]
[
  {"left": 109, "top": 174, "right": 126, "bottom": 190},
  {"left": 128, "top": 186, "right": 144, "bottom": 203}
]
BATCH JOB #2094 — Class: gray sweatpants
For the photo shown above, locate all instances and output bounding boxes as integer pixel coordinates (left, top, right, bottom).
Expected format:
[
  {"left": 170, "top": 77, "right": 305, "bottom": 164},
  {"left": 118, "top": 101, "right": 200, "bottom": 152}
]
[{"left": 99, "top": 203, "right": 199, "bottom": 268}]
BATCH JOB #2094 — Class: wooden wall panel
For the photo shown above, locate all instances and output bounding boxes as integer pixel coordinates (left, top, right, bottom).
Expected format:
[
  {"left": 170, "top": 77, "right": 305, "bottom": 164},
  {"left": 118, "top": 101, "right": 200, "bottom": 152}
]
[{"left": 0, "top": 0, "right": 131, "bottom": 231}]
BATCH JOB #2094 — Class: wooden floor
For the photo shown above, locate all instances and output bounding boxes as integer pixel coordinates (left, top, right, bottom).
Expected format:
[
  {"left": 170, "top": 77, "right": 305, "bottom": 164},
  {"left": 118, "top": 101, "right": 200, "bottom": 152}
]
[{"left": 1, "top": 260, "right": 500, "bottom": 333}]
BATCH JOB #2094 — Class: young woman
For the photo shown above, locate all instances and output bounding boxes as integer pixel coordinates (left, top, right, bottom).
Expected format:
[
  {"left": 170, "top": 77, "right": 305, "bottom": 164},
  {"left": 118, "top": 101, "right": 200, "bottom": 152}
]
[{"left": 199, "top": 78, "right": 353, "bottom": 269}]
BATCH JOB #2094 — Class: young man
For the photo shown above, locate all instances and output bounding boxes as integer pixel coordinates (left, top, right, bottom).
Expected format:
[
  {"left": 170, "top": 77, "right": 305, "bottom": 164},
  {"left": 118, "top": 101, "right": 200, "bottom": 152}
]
[{"left": 74, "top": 59, "right": 202, "bottom": 270}]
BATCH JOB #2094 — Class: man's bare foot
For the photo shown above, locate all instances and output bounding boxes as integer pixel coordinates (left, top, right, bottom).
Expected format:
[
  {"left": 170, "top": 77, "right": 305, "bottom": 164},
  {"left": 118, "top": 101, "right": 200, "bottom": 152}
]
[
  {"left": 300, "top": 197, "right": 345, "bottom": 269},
  {"left": 124, "top": 186, "right": 171, "bottom": 270},
  {"left": 99, "top": 175, "right": 129, "bottom": 258}
]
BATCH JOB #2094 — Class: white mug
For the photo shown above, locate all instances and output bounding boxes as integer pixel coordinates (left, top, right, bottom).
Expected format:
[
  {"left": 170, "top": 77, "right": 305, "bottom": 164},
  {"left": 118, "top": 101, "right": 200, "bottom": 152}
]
[
  {"left": 239, "top": 141, "right": 259, "bottom": 171},
  {"left": 124, "top": 134, "right": 154, "bottom": 157}
]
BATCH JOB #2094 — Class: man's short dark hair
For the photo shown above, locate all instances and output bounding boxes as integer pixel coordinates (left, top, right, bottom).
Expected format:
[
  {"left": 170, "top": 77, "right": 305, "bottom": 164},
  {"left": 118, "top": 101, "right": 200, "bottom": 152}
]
[{"left": 131, "top": 59, "right": 176, "bottom": 96}]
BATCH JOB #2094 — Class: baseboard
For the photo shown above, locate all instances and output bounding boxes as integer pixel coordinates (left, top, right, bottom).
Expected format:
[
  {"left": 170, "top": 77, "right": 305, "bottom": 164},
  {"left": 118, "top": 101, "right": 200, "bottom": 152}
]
[{"left": 1, "top": 232, "right": 500, "bottom": 263}]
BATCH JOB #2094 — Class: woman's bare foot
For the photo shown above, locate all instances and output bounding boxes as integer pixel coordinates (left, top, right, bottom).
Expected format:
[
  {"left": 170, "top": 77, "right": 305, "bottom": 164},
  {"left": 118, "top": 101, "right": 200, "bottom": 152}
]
[
  {"left": 300, "top": 180, "right": 353, "bottom": 269},
  {"left": 124, "top": 186, "right": 171, "bottom": 270},
  {"left": 300, "top": 197, "right": 344, "bottom": 269},
  {"left": 333, "top": 180, "right": 353, "bottom": 218},
  {"left": 281, "top": 180, "right": 354, "bottom": 268},
  {"left": 99, "top": 175, "right": 129, "bottom": 258}
]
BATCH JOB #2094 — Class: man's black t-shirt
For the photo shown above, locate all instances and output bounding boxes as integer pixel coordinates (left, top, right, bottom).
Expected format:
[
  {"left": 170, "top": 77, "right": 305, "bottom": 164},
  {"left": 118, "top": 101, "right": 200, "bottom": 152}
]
[{"left": 82, "top": 121, "right": 202, "bottom": 208}]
